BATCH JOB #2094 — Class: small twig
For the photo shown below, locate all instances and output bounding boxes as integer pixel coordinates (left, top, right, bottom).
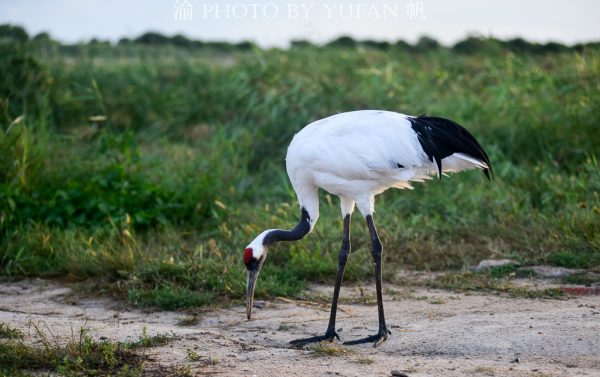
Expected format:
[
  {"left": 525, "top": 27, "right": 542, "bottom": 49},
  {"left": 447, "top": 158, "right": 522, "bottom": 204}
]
[
  {"left": 279, "top": 315, "right": 332, "bottom": 323},
  {"left": 276, "top": 296, "right": 354, "bottom": 315},
  {"left": 276, "top": 296, "right": 327, "bottom": 308}
]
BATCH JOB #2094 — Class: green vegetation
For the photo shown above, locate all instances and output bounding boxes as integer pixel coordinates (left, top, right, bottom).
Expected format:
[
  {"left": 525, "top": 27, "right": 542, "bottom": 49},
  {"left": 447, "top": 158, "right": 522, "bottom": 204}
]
[
  {"left": 1, "top": 25, "right": 599, "bottom": 309},
  {"left": 428, "top": 271, "right": 565, "bottom": 299},
  {"left": 488, "top": 264, "right": 517, "bottom": 278},
  {"left": 0, "top": 322, "right": 186, "bottom": 376},
  {"left": 123, "top": 326, "right": 180, "bottom": 349},
  {"left": 0, "top": 323, "right": 24, "bottom": 340},
  {"left": 547, "top": 250, "right": 600, "bottom": 268},
  {"left": 0, "top": 323, "right": 132, "bottom": 376},
  {"left": 562, "top": 273, "right": 600, "bottom": 286},
  {"left": 177, "top": 315, "right": 200, "bottom": 327},
  {"left": 353, "top": 356, "right": 375, "bottom": 365},
  {"left": 186, "top": 348, "right": 219, "bottom": 366},
  {"left": 308, "top": 342, "right": 353, "bottom": 356}
]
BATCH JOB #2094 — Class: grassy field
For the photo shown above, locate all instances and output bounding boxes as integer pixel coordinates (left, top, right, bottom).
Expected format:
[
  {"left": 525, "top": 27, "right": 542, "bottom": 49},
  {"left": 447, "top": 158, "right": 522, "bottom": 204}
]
[{"left": 1, "top": 31, "right": 599, "bottom": 311}]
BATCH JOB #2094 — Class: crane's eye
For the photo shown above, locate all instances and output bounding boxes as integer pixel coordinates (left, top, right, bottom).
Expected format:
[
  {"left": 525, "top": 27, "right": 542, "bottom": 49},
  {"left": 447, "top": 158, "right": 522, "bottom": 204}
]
[{"left": 243, "top": 248, "right": 253, "bottom": 265}]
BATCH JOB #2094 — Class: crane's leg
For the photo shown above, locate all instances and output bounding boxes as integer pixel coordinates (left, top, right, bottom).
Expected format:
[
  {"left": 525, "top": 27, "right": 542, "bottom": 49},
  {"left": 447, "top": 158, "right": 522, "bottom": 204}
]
[
  {"left": 344, "top": 214, "right": 391, "bottom": 347},
  {"left": 290, "top": 214, "right": 351, "bottom": 346}
]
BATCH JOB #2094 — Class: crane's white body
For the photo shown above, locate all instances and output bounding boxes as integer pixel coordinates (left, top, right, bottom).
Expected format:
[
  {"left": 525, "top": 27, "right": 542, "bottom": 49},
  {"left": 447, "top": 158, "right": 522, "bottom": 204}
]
[{"left": 286, "top": 110, "right": 488, "bottom": 225}]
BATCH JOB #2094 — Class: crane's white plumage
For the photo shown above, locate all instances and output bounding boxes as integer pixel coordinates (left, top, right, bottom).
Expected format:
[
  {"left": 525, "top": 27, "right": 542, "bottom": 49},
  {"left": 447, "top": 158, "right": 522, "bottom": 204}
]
[
  {"left": 286, "top": 110, "right": 490, "bottom": 221},
  {"left": 243, "top": 109, "right": 493, "bottom": 347}
]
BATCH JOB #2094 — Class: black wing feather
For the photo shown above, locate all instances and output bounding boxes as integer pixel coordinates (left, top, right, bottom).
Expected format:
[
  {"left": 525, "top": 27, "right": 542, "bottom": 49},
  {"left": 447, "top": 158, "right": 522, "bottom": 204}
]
[{"left": 408, "top": 115, "right": 493, "bottom": 180}]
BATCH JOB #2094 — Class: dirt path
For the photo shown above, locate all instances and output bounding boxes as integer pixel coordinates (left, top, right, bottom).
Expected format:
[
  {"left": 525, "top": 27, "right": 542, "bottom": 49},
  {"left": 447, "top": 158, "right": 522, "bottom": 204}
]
[{"left": 1, "top": 279, "right": 599, "bottom": 376}]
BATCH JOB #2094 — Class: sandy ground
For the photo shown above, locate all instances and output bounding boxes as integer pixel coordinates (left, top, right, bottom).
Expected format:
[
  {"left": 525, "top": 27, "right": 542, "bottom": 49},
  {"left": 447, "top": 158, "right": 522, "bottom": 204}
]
[{"left": 1, "top": 279, "right": 599, "bottom": 377}]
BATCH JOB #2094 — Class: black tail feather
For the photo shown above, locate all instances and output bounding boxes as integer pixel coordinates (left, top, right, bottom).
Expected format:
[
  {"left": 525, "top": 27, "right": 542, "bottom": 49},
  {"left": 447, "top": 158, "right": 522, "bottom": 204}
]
[{"left": 408, "top": 115, "right": 493, "bottom": 180}]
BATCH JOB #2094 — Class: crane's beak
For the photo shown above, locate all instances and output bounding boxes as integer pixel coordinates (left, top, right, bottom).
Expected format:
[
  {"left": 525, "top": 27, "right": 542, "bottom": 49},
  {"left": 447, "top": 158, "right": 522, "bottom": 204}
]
[{"left": 246, "top": 255, "right": 265, "bottom": 320}]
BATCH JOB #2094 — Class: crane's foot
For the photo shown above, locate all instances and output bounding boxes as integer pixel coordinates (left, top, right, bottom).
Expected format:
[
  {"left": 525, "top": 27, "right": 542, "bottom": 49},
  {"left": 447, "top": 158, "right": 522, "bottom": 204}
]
[
  {"left": 343, "top": 327, "right": 391, "bottom": 348},
  {"left": 289, "top": 330, "right": 340, "bottom": 347}
]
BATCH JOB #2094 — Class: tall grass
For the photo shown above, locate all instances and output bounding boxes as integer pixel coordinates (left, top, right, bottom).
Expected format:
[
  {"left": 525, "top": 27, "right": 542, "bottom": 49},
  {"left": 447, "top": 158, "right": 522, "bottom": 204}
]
[{"left": 1, "top": 39, "right": 599, "bottom": 308}]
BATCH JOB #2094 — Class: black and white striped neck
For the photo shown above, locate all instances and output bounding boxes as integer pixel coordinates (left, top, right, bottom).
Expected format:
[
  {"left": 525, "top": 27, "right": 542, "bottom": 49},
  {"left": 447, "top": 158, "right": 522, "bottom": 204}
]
[{"left": 263, "top": 208, "right": 311, "bottom": 246}]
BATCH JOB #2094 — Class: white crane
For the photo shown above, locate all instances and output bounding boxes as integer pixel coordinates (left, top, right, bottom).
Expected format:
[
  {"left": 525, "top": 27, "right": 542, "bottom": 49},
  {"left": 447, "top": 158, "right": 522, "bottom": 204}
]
[{"left": 244, "top": 110, "right": 493, "bottom": 347}]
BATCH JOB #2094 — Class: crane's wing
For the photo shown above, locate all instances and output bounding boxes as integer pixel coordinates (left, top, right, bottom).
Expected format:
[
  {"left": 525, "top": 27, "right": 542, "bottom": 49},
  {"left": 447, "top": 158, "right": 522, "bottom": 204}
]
[
  {"left": 287, "top": 110, "right": 493, "bottom": 192},
  {"left": 407, "top": 115, "right": 493, "bottom": 180}
]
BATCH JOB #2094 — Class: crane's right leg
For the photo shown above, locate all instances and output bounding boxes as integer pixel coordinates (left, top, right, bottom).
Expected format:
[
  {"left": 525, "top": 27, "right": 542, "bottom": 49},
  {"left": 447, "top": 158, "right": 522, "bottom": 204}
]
[
  {"left": 290, "top": 213, "right": 351, "bottom": 346},
  {"left": 343, "top": 214, "right": 391, "bottom": 347}
]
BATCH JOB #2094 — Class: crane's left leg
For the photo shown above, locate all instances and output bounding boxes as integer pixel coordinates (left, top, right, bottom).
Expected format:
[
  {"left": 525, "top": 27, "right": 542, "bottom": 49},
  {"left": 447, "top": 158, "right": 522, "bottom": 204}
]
[
  {"left": 290, "top": 213, "right": 352, "bottom": 346},
  {"left": 344, "top": 214, "right": 391, "bottom": 347}
]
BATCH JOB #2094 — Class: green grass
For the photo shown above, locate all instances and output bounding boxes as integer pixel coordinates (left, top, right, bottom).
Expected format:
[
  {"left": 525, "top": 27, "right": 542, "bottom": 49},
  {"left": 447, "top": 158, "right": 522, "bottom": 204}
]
[
  {"left": 177, "top": 315, "right": 200, "bottom": 327},
  {"left": 547, "top": 250, "right": 600, "bottom": 268},
  {"left": 428, "top": 271, "right": 565, "bottom": 299},
  {"left": 307, "top": 342, "right": 353, "bottom": 357},
  {"left": 0, "top": 323, "right": 140, "bottom": 376},
  {"left": 353, "top": 356, "right": 375, "bottom": 365},
  {"left": 0, "top": 323, "right": 24, "bottom": 340},
  {"left": 0, "top": 322, "right": 186, "bottom": 376},
  {"left": 186, "top": 348, "right": 219, "bottom": 366},
  {"left": 0, "top": 36, "right": 599, "bottom": 308},
  {"left": 489, "top": 265, "right": 517, "bottom": 278},
  {"left": 562, "top": 274, "right": 600, "bottom": 286},
  {"left": 122, "top": 326, "right": 180, "bottom": 349}
]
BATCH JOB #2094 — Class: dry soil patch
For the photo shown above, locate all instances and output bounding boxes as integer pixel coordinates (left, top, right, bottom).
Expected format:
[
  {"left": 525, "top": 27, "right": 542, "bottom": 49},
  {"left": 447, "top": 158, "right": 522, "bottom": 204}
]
[{"left": 1, "top": 279, "right": 599, "bottom": 376}]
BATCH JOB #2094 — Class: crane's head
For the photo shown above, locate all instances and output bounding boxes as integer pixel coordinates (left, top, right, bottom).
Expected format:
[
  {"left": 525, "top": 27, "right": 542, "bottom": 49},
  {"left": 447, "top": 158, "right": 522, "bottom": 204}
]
[{"left": 244, "top": 231, "right": 269, "bottom": 320}]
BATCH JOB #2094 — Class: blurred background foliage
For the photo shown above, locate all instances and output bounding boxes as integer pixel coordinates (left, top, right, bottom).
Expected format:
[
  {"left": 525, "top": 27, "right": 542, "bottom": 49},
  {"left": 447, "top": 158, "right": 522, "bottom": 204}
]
[{"left": 1, "top": 24, "right": 599, "bottom": 308}]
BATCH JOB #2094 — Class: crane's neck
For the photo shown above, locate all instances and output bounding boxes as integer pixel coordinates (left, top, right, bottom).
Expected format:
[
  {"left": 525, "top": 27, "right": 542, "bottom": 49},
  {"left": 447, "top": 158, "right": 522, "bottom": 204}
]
[
  {"left": 263, "top": 207, "right": 312, "bottom": 245},
  {"left": 248, "top": 186, "right": 319, "bottom": 259}
]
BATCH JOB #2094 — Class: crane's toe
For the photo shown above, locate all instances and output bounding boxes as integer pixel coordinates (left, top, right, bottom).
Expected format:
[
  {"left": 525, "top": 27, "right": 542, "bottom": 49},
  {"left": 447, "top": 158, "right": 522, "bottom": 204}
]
[
  {"left": 289, "top": 330, "right": 340, "bottom": 347},
  {"left": 343, "top": 328, "right": 391, "bottom": 348}
]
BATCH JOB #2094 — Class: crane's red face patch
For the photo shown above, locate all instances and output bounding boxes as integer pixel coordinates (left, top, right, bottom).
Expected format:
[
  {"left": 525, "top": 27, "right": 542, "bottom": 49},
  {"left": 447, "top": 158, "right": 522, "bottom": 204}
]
[{"left": 243, "top": 248, "right": 253, "bottom": 265}]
